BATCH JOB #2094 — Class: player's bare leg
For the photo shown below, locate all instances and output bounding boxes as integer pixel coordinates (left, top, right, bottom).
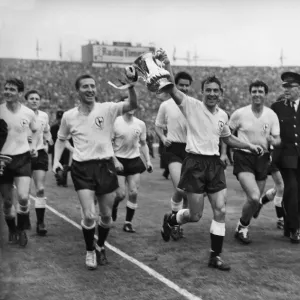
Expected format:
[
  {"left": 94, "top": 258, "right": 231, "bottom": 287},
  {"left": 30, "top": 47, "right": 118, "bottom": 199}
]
[
  {"left": 123, "top": 173, "right": 141, "bottom": 233},
  {"left": 32, "top": 170, "right": 48, "bottom": 235},
  {"left": 235, "top": 172, "right": 266, "bottom": 244},
  {"left": 207, "top": 189, "right": 230, "bottom": 271},
  {"left": 112, "top": 176, "right": 126, "bottom": 222},
  {"left": 0, "top": 187, "right": 18, "bottom": 243},
  {"left": 14, "top": 176, "right": 31, "bottom": 247},
  {"left": 96, "top": 192, "right": 115, "bottom": 265},
  {"left": 168, "top": 161, "right": 186, "bottom": 240},
  {"left": 162, "top": 192, "right": 204, "bottom": 242},
  {"left": 77, "top": 189, "right": 97, "bottom": 270}
]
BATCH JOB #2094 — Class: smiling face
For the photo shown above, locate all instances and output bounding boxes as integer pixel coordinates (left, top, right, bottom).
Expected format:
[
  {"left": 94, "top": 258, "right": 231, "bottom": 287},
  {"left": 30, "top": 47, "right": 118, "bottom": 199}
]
[
  {"left": 250, "top": 86, "right": 267, "bottom": 105},
  {"left": 26, "top": 92, "right": 41, "bottom": 110},
  {"left": 202, "top": 82, "right": 221, "bottom": 108},
  {"left": 77, "top": 78, "right": 97, "bottom": 104},
  {"left": 3, "top": 83, "right": 20, "bottom": 103},
  {"left": 283, "top": 84, "right": 300, "bottom": 102},
  {"left": 176, "top": 78, "right": 191, "bottom": 95}
]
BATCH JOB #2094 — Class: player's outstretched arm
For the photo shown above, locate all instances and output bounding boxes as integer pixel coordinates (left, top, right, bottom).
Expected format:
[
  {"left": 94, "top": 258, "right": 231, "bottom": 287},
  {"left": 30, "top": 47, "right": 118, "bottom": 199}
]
[
  {"left": 53, "top": 138, "right": 66, "bottom": 173},
  {"left": 222, "top": 134, "right": 264, "bottom": 156}
]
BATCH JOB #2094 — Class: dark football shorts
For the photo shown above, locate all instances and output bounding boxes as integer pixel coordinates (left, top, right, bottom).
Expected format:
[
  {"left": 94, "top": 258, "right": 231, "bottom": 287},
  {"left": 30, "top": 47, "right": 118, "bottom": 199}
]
[
  {"left": 0, "top": 151, "right": 32, "bottom": 184},
  {"left": 163, "top": 142, "right": 187, "bottom": 166},
  {"left": 116, "top": 156, "right": 146, "bottom": 176},
  {"left": 233, "top": 150, "right": 270, "bottom": 181},
  {"left": 178, "top": 153, "right": 227, "bottom": 194},
  {"left": 71, "top": 158, "right": 119, "bottom": 196},
  {"left": 31, "top": 149, "right": 49, "bottom": 171},
  {"left": 268, "top": 161, "right": 280, "bottom": 175}
]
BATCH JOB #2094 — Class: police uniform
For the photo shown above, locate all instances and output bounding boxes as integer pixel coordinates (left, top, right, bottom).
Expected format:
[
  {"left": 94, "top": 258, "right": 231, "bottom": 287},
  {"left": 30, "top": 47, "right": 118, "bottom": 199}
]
[
  {"left": 155, "top": 98, "right": 187, "bottom": 166},
  {"left": 271, "top": 72, "right": 300, "bottom": 241},
  {"left": 112, "top": 115, "right": 146, "bottom": 176},
  {"left": 57, "top": 102, "right": 124, "bottom": 195}
]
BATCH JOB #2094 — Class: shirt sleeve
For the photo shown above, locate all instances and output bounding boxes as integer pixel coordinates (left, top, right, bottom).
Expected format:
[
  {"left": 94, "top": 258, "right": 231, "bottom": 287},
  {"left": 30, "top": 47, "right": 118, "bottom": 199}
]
[
  {"left": 155, "top": 103, "right": 167, "bottom": 129},
  {"left": 57, "top": 115, "right": 70, "bottom": 141},
  {"left": 179, "top": 95, "right": 200, "bottom": 117},
  {"left": 140, "top": 122, "right": 147, "bottom": 142},
  {"left": 220, "top": 113, "right": 231, "bottom": 138},
  {"left": 109, "top": 102, "right": 124, "bottom": 122},
  {"left": 228, "top": 110, "right": 240, "bottom": 132},
  {"left": 29, "top": 111, "right": 38, "bottom": 132}
]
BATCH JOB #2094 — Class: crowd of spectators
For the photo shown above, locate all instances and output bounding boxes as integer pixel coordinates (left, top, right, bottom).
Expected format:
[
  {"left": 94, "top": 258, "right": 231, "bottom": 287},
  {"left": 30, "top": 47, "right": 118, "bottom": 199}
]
[{"left": 1, "top": 58, "right": 299, "bottom": 135}]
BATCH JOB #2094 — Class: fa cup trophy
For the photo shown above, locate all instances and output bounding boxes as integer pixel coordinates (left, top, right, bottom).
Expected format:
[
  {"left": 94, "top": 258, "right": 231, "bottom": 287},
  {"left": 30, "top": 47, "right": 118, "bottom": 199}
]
[
  {"left": 0, "top": 155, "right": 12, "bottom": 176},
  {"left": 134, "top": 52, "right": 174, "bottom": 93}
]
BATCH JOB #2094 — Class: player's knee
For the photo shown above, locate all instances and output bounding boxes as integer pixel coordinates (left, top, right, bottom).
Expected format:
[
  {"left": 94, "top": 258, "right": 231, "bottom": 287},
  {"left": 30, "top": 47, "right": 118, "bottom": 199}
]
[
  {"left": 277, "top": 182, "right": 284, "bottom": 194},
  {"left": 83, "top": 210, "right": 96, "bottom": 225},
  {"left": 18, "top": 196, "right": 29, "bottom": 207},
  {"left": 128, "top": 188, "right": 138, "bottom": 199},
  {"left": 214, "top": 205, "right": 226, "bottom": 219},
  {"left": 249, "top": 194, "right": 260, "bottom": 206},
  {"left": 115, "top": 190, "right": 126, "bottom": 202},
  {"left": 189, "top": 212, "right": 202, "bottom": 222},
  {"left": 3, "top": 205, "right": 16, "bottom": 219},
  {"left": 36, "top": 188, "right": 45, "bottom": 198},
  {"left": 99, "top": 215, "right": 113, "bottom": 228}
]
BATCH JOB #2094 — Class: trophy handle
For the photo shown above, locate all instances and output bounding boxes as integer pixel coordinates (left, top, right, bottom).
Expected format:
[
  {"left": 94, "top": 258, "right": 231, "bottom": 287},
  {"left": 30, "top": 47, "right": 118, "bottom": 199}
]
[{"left": 0, "top": 155, "right": 12, "bottom": 176}]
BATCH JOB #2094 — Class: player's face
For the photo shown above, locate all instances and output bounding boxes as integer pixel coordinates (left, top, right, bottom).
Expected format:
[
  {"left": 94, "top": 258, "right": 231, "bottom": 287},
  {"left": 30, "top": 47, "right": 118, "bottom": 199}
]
[
  {"left": 283, "top": 85, "right": 300, "bottom": 102},
  {"left": 78, "top": 78, "right": 97, "bottom": 104},
  {"left": 203, "top": 82, "right": 221, "bottom": 108},
  {"left": 250, "top": 86, "right": 266, "bottom": 105},
  {"left": 3, "top": 83, "right": 20, "bottom": 103},
  {"left": 176, "top": 79, "right": 191, "bottom": 95},
  {"left": 26, "top": 93, "right": 41, "bottom": 110}
]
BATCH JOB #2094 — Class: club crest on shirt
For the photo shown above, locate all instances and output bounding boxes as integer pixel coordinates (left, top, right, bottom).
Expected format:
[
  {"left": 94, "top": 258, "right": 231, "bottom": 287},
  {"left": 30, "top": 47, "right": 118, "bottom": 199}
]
[
  {"left": 20, "top": 119, "right": 29, "bottom": 128},
  {"left": 134, "top": 129, "right": 140, "bottom": 136},
  {"left": 218, "top": 120, "right": 225, "bottom": 132},
  {"left": 95, "top": 116, "right": 104, "bottom": 129},
  {"left": 262, "top": 123, "right": 269, "bottom": 132}
]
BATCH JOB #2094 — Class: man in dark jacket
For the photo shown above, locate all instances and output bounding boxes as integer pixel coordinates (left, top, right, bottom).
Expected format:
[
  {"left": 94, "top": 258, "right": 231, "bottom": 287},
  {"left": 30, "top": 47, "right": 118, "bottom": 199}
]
[{"left": 271, "top": 72, "right": 300, "bottom": 243}]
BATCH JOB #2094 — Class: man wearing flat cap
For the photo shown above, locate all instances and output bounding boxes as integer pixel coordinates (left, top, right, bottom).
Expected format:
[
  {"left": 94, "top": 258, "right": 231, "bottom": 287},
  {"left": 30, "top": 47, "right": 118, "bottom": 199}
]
[{"left": 271, "top": 71, "right": 300, "bottom": 243}]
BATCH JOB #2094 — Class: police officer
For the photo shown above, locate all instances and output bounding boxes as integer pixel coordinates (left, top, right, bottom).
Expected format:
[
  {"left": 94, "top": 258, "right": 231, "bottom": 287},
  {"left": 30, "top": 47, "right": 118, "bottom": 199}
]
[{"left": 271, "top": 72, "right": 300, "bottom": 243}]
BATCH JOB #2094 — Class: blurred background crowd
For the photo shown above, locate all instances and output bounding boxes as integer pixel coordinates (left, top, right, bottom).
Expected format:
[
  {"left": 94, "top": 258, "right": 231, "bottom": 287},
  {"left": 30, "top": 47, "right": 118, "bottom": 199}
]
[{"left": 1, "top": 58, "right": 299, "bottom": 140}]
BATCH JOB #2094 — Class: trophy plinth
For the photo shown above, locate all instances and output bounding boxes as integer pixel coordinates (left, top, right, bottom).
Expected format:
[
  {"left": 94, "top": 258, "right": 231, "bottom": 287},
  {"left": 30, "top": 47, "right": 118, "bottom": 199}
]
[{"left": 0, "top": 155, "right": 12, "bottom": 175}]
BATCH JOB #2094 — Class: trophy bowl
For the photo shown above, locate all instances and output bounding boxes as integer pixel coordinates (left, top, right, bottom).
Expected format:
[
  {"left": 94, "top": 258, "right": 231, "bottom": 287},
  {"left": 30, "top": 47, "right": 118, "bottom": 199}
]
[
  {"left": 0, "top": 155, "right": 12, "bottom": 176},
  {"left": 134, "top": 52, "right": 174, "bottom": 94}
]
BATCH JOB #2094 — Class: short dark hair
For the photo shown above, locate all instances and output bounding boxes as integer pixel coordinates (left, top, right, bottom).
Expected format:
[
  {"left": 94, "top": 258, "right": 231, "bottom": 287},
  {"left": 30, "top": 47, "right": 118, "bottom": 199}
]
[
  {"left": 201, "top": 76, "right": 222, "bottom": 92},
  {"left": 24, "top": 89, "right": 42, "bottom": 100},
  {"left": 249, "top": 80, "right": 269, "bottom": 94},
  {"left": 5, "top": 78, "right": 24, "bottom": 92},
  {"left": 56, "top": 110, "right": 64, "bottom": 120},
  {"left": 75, "top": 74, "right": 95, "bottom": 90},
  {"left": 175, "top": 72, "right": 193, "bottom": 85}
]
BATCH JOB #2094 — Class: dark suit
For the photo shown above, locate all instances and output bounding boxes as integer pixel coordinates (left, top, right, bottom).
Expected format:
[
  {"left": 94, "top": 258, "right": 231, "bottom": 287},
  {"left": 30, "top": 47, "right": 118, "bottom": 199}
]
[{"left": 271, "top": 99, "right": 300, "bottom": 231}]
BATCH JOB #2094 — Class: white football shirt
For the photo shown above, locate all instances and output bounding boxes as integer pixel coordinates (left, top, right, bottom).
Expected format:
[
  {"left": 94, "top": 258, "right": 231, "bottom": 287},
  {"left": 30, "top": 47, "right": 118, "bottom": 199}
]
[
  {"left": 112, "top": 116, "right": 146, "bottom": 159},
  {"left": 180, "top": 96, "right": 231, "bottom": 155},
  {"left": 28, "top": 110, "right": 51, "bottom": 151},
  {"left": 57, "top": 102, "right": 124, "bottom": 161},
  {"left": 155, "top": 98, "right": 187, "bottom": 143},
  {"left": 229, "top": 105, "right": 280, "bottom": 152},
  {"left": 0, "top": 103, "right": 37, "bottom": 155}
]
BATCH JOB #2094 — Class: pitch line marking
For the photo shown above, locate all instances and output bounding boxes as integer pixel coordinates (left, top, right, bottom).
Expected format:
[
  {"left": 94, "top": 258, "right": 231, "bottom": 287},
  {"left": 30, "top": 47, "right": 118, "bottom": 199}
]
[{"left": 29, "top": 196, "right": 202, "bottom": 300}]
